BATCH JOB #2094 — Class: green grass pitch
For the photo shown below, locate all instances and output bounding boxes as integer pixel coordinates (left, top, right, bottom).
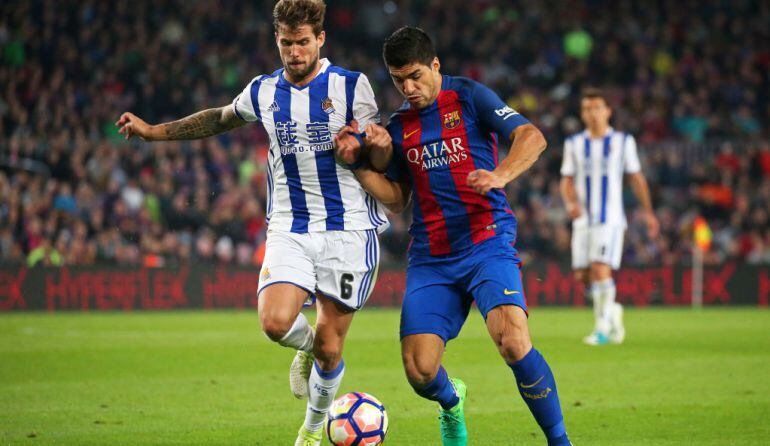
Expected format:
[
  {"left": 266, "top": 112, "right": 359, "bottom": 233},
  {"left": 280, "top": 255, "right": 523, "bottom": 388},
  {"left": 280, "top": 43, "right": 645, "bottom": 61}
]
[{"left": 1, "top": 308, "right": 769, "bottom": 445}]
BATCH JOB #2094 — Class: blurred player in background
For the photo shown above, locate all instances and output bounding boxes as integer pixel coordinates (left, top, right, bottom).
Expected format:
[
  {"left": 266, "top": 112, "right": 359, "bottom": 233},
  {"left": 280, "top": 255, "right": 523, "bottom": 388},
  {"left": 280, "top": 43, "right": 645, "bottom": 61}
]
[
  {"left": 559, "top": 88, "right": 659, "bottom": 346},
  {"left": 116, "top": 1, "right": 388, "bottom": 444},
  {"left": 336, "top": 27, "right": 572, "bottom": 446}
]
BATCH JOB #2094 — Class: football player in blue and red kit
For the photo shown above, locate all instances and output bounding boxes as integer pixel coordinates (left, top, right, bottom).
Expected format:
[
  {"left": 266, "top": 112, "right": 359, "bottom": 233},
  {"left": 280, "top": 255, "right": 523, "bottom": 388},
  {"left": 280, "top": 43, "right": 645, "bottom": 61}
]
[{"left": 334, "top": 27, "right": 572, "bottom": 446}]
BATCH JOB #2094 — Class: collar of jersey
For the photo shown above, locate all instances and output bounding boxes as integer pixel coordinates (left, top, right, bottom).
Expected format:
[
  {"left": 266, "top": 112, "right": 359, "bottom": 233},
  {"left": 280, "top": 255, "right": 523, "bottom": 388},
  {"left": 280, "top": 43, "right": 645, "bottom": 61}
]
[
  {"left": 278, "top": 58, "right": 331, "bottom": 90},
  {"left": 583, "top": 126, "right": 615, "bottom": 139}
]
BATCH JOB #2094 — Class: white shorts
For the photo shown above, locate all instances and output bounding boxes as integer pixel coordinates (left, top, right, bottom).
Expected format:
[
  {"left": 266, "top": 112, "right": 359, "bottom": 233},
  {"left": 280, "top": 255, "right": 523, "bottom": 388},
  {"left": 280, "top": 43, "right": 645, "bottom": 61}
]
[
  {"left": 258, "top": 229, "right": 380, "bottom": 311},
  {"left": 571, "top": 225, "right": 625, "bottom": 270}
]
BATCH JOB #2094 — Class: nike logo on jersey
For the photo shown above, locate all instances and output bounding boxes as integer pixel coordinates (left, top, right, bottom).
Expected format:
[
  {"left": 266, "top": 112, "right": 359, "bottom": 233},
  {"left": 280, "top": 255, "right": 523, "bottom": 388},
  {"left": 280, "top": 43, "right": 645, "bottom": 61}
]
[
  {"left": 503, "top": 288, "right": 519, "bottom": 295},
  {"left": 403, "top": 128, "right": 420, "bottom": 139},
  {"left": 520, "top": 375, "right": 544, "bottom": 389}
]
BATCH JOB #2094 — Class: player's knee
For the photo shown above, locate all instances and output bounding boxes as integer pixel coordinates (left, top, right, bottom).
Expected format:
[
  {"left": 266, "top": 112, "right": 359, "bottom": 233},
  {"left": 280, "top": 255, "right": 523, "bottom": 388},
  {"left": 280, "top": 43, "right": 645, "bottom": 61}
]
[
  {"left": 496, "top": 325, "right": 532, "bottom": 363},
  {"left": 402, "top": 354, "right": 439, "bottom": 388},
  {"left": 259, "top": 313, "right": 294, "bottom": 342},
  {"left": 313, "top": 337, "right": 343, "bottom": 369}
]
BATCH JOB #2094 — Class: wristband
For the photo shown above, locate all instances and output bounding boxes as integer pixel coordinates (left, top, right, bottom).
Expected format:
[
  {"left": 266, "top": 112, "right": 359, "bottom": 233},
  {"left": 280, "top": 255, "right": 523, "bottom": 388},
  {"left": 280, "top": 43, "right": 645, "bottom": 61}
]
[{"left": 347, "top": 131, "right": 367, "bottom": 170}]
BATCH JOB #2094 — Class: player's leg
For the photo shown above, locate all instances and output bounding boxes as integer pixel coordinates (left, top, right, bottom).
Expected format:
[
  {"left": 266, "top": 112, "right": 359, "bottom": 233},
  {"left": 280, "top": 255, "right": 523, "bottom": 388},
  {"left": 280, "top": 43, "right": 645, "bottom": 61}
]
[
  {"left": 400, "top": 262, "right": 470, "bottom": 446},
  {"left": 606, "top": 227, "right": 625, "bottom": 343},
  {"left": 297, "top": 294, "right": 355, "bottom": 444},
  {"left": 257, "top": 230, "right": 318, "bottom": 398},
  {"left": 485, "top": 305, "right": 571, "bottom": 446},
  {"left": 587, "top": 225, "right": 624, "bottom": 345},
  {"left": 296, "top": 229, "right": 380, "bottom": 445},
  {"left": 470, "top": 236, "right": 570, "bottom": 446},
  {"left": 572, "top": 226, "right": 602, "bottom": 342}
]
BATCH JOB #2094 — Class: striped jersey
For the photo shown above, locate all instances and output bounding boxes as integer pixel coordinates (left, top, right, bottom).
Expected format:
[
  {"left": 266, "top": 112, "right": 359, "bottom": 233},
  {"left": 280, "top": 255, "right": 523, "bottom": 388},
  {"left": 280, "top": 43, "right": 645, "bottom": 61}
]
[
  {"left": 385, "top": 75, "right": 530, "bottom": 257},
  {"left": 232, "top": 58, "right": 388, "bottom": 233},
  {"left": 559, "top": 128, "right": 641, "bottom": 229}
]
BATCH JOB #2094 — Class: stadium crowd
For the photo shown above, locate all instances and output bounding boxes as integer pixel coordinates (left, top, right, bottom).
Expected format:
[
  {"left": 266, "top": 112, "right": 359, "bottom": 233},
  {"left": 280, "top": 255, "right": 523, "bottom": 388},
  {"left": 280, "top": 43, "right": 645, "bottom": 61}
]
[{"left": 1, "top": 0, "right": 769, "bottom": 267}]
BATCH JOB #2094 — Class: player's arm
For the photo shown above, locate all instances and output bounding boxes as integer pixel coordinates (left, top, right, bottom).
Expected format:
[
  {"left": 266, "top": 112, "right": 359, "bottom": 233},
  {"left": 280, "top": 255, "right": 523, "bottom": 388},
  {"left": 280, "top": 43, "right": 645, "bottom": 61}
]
[
  {"left": 622, "top": 134, "right": 659, "bottom": 238},
  {"left": 353, "top": 168, "right": 411, "bottom": 214},
  {"left": 560, "top": 176, "right": 581, "bottom": 220},
  {"left": 464, "top": 82, "right": 547, "bottom": 194},
  {"left": 334, "top": 123, "right": 410, "bottom": 213},
  {"left": 559, "top": 139, "right": 581, "bottom": 219},
  {"left": 627, "top": 172, "right": 659, "bottom": 237},
  {"left": 467, "top": 123, "right": 547, "bottom": 195},
  {"left": 116, "top": 105, "right": 246, "bottom": 141}
]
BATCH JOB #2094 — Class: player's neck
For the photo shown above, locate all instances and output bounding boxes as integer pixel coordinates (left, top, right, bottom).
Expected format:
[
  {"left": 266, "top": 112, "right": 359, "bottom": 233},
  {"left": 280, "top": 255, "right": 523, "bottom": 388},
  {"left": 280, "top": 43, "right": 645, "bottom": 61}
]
[
  {"left": 285, "top": 60, "right": 322, "bottom": 87},
  {"left": 587, "top": 125, "right": 610, "bottom": 139}
]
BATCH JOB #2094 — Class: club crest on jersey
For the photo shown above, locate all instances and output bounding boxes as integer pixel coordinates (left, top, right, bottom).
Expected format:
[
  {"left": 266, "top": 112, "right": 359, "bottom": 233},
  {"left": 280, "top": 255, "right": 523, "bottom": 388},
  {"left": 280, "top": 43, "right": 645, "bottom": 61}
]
[
  {"left": 321, "top": 97, "right": 335, "bottom": 114},
  {"left": 443, "top": 110, "right": 461, "bottom": 129}
]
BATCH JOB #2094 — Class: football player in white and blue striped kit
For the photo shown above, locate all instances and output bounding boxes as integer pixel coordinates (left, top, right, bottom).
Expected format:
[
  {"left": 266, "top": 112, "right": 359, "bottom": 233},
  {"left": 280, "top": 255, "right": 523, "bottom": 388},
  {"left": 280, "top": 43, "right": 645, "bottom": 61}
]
[
  {"left": 116, "top": 1, "right": 387, "bottom": 444},
  {"left": 560, "top": 88, "right": 659, "bottom": 346}
]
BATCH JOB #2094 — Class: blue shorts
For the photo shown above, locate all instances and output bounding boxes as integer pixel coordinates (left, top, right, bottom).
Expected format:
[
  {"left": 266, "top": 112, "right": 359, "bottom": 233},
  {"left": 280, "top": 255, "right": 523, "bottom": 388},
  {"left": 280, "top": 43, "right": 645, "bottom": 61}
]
[{"left": 400, "top": 233, "right": 528, "bottom": 343}]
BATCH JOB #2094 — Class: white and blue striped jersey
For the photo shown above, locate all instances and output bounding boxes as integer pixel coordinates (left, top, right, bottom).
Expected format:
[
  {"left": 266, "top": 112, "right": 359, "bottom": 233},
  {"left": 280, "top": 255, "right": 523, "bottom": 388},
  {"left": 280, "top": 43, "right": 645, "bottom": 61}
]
[
  {"left": 232, "top": 59, "right": 388, "bottom": 233},
  {"left": 560, "top": 128, "right": 641, "bottom": 229}
]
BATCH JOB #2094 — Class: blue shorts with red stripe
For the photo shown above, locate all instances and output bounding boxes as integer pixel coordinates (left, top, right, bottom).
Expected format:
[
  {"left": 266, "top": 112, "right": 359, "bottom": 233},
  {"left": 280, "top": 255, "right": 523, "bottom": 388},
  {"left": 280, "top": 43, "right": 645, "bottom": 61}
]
[{"left": 400, "top": 232, "right": 528, "bottom": 343}]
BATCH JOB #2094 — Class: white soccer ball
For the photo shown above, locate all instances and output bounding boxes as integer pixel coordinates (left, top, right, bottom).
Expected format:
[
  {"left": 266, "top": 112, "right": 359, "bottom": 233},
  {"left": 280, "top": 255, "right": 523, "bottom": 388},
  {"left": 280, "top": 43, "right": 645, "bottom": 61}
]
[{"left": 326, "top": 392, "right": 388, "bottom": 446}]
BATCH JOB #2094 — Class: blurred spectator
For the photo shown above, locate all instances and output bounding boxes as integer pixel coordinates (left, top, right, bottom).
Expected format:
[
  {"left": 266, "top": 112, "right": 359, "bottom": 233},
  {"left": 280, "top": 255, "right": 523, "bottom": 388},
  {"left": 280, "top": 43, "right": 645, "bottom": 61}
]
[{"left": 0, "top": 0, "right": 768, "bottom": 267}]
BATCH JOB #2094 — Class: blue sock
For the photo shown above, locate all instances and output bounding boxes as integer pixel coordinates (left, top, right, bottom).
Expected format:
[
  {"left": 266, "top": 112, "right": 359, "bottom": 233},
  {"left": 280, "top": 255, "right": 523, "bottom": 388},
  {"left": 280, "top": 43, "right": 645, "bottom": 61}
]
[
  {"left": 509, "top": 348, "right": 570, "bottom": 446},
  {"left": 412, "top": 366, "right": 459, "bottom": 410}
]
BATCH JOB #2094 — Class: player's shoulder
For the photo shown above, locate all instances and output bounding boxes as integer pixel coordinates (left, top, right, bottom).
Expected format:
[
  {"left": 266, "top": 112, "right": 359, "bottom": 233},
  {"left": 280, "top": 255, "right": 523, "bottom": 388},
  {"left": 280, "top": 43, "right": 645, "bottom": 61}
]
[
  {"left": 325, "top": 63, "right": 365, "bottom": 81},
  {"left": 565, "top": 131, "right": 586, "bottom": 145},
  {"left": 442, "top": 75, "right": 484, "bottom": 100},
  {"left": 246, "top": 68, "right": 283, "bottom": 87}
]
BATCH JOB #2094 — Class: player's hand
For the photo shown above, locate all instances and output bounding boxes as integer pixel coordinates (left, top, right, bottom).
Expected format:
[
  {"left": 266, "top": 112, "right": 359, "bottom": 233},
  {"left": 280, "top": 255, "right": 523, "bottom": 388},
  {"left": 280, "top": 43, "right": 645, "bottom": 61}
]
[
  {"left": 644, "top": 211, "right": 660, "bottom": 239},
  {"left": 467, "top": 169, "right": 506, "bottom": 195},
  {"left": 363, "top": 123, "right": 392, "bottom": 172},
  {"left": 334, "top": 119, "right": 364, "bottom": 165},
  {"left": 566, "top": 201, "right": 582, "bottom": 220},
  {"left": 363, "top": 124, "right": 392, "bottom": 152},
  {"left": 116, "top": 112, "right": 154, "bottom": 141}
]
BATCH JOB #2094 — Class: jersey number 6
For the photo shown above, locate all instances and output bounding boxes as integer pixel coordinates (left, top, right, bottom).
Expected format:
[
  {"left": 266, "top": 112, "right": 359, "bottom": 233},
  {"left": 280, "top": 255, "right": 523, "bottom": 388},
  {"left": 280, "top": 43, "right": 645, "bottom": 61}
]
[{"left": 340, "top": 273, "right": 354, "bottom": 300}]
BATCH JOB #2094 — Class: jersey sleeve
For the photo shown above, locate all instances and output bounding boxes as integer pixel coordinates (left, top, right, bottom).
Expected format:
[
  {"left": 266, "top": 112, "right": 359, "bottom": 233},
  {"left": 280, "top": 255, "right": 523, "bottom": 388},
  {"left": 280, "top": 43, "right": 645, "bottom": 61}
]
[
  {"left": 560, "top": 138, "right": 576, "bottom": 176},
  {"left": 352, "top": 74, "right": 381, "bottom": 127},
  {"left": 623, "top": 134, "right": 642, "bottom": 173},
  {"left": 471, "top": 81, "right": 530, "bottom": 140},
  {"left": 384, "top": 144, "right": 409, "bottom": 183},
  {"left": 231, "top": 76, "right": 262, "bottom": 122}
]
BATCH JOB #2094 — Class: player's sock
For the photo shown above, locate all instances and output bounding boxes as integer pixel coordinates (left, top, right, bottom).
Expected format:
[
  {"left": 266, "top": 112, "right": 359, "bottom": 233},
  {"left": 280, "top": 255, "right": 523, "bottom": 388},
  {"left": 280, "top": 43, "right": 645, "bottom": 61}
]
[
  {"left": 412, "top": 366, "right": 460, "bottom": 410},
  {"left": 278, "top": 312, "right": 314, "bottom": 352},
  {"left": 596, "top": 278, "right": 616, "bottom": 334},
  {"left": 590, "top": 282, "right": 609, "bottom": 335},
  {"left": 509, "top": 348, "right": 570, "bottom": 446},
  {"left": 304, "top": 359, "right": 345, "bottom": 432}
]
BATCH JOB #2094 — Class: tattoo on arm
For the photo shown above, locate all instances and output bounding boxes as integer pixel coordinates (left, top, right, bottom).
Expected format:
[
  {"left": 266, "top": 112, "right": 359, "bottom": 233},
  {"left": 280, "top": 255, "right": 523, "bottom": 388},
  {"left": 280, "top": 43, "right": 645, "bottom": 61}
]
[{"left": 160, "top": 107, "right": 243, "bottom": 140}]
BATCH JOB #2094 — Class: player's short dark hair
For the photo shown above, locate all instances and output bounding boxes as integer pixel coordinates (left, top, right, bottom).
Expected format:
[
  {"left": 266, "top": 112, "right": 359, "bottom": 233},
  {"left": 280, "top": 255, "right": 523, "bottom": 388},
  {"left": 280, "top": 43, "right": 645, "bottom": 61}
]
[
  {"left": 383, "top": 26, "right": 436, "bottom": 68},
  {"left": 581, "top": 87, "right": 608, "bottom": 104},
  {"left": 273, "top": 0, "right": 326, "bottom": 36}
]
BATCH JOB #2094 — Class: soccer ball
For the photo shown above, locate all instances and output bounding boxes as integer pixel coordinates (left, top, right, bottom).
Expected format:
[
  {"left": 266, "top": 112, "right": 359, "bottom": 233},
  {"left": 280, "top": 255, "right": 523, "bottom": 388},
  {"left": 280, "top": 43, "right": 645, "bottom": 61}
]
[{"left": 326, "top": 392, "right": 388, "bottom": 446}]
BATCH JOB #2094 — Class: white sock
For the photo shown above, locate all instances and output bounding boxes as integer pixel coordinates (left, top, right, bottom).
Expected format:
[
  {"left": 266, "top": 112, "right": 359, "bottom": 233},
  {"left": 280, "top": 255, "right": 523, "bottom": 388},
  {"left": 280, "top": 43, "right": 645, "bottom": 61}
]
[
  {"left": 589, "top": 284, "right": 606, "bottom": 334},
  {"left": 304, "top": 360, "right": 345, "bottom": 432},
  {"left": 596, "top": 278, "right": 616, "bottom": 335},
  {"left": 277, "top": 312, "right": 314, "bottom": 352}
]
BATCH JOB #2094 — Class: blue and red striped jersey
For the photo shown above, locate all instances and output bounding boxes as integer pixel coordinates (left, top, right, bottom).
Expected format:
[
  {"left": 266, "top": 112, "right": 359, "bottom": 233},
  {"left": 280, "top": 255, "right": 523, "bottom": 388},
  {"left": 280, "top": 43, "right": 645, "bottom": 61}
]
[{"left": 385, "top": 75, "right": 530, "bottom": 257}]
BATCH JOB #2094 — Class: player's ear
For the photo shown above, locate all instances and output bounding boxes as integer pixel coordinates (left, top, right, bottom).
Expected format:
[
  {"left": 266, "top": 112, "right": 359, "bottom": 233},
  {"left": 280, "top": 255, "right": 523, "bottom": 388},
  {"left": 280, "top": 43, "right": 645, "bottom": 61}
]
[
  {"left": 432, "top": 57, "right": 441, "bottom": 73},
  {"left": 317, "top": 30, "right": 326, "bottom": 48}
]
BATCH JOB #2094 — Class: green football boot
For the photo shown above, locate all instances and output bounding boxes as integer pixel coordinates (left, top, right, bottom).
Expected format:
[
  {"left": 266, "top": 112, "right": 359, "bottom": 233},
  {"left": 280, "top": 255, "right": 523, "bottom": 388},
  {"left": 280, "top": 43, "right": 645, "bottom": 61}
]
[{"left": 439, "top": 378, "right": 468, "bottom": 446}]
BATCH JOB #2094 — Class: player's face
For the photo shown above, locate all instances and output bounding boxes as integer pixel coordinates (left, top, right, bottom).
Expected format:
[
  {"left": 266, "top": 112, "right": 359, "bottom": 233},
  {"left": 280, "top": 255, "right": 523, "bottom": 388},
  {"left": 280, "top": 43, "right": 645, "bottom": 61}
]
[
  {"left": 276, "top": 24, "right": 325, "bottom": 83},
  {"left": 388, "top": 58, "right": 442, "bottom": 109},
  {"left": 580, "top": 97, "right": 612, "bottom": 130}
]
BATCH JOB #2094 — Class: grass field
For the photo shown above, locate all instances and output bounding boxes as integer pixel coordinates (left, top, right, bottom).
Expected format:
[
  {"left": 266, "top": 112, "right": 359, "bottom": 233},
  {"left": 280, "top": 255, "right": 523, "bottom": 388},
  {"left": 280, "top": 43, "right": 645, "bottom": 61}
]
[{"left": 1, "top": 308, "right": 769, "bottom": 445}]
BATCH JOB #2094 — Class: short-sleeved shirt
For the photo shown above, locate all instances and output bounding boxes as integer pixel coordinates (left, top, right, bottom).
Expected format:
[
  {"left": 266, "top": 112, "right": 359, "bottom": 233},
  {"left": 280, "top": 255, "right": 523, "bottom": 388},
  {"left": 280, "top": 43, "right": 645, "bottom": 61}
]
[
  {"left": 232, "top": 58, "right": 388, "bottom": 233},
  {"left": 560, "top": 128, "right": 641, "bottom": 228},
  {"left": 385, "top": 75, "right": 530, "bottom": 257}
]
